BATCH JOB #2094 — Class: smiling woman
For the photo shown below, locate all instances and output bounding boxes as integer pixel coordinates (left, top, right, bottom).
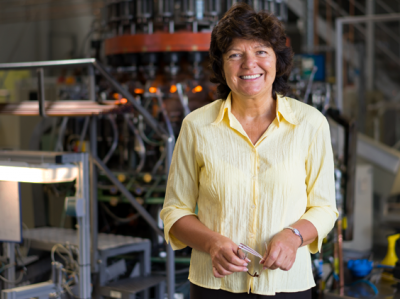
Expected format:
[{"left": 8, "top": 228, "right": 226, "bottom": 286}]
[
  {"left": 223, "top": 39, "right": 277, "bottom": 103},
  {"left": 209, "top": 3, "right": 293, "bottom": 101},
  {"left": 160, "top": 3, "right": 338, "bottom": 299}
]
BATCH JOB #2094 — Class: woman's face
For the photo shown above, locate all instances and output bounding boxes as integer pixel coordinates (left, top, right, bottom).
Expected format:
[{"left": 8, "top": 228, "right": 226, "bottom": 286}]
[{"left": 223, "top": 38, "right": 277, "bottom": 101}]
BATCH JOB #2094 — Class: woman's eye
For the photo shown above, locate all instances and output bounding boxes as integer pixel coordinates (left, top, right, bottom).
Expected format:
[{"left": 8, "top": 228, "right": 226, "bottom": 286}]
[
  {"left": 228, "top": 53, "right": 240, "bottom": 59},
  {"left": 257, "top": 51, "right": 267, "bottom": 55}
]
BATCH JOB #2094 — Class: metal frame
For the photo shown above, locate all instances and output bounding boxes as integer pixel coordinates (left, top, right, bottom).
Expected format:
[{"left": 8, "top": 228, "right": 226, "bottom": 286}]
[
  {"left": 0, "top": 59, "right": 176, "bottom": 299},
  {"left": 2, "top": 281, "right": 57, "bottom": 299},
  {"left": 0, "top": 151, "right": 91, "bottom": 299},
  {"left": 335, "top": 13, "right": 400, "bottom": 112}
]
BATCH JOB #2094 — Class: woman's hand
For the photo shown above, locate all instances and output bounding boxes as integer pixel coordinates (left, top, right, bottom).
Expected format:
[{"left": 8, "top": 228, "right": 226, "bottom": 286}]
[
  {"left": 170, "top": 215, "right": 251, "bottom": 278},
  {"left": 209, "top": 235, "right": 251, "bottom": 278},
  {"left": 259, "top": 229, "right": 300, "bottom": 271}
]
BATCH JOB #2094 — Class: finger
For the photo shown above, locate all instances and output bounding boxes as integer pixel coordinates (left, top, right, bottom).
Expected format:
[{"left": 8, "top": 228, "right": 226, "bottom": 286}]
[
  {"left": 269, "top": 254, "right": 287, "bottom": 270},
  {"left": 219, "top": 255, "right": 249, "bottom": 273},
  {"left": 214, "top": 264, "right": 234, "bottom": 277},
  {"left": 223, "top": 250, "right": 250, "bottom": 268},
  {"left": 213, "top": 267, "right": 224, "bottom": 278},
  {"left": 280, "top": 255, "right": 295, "bottom": 271},
  {"left": 237, "top": 248, "right": 251, "bottom": 263},
  {"left": 263, "top": 244, "right": 281, "bottom": 269}
]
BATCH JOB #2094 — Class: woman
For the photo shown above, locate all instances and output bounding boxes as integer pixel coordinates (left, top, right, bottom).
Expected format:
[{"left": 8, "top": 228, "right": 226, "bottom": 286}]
[{"left": 160, "top": 3, "right": 338, "bottom": 299}]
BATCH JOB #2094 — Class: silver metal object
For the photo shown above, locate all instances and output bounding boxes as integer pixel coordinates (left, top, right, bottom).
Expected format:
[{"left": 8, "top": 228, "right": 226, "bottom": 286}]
[{"left": 2, "top": 281, "right": 57, "bottom": 299}]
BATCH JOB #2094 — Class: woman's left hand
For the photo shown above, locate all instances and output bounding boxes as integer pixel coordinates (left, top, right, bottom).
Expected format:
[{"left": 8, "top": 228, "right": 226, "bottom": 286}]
[{"left": 259, "top": 229, "right": 301, "bottom": 271}]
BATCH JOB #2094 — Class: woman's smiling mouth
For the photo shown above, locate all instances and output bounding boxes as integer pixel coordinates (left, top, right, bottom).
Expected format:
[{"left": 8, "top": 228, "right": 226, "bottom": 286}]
[{"left": 239, "top": 74, "right": 263, "bottom": 80}]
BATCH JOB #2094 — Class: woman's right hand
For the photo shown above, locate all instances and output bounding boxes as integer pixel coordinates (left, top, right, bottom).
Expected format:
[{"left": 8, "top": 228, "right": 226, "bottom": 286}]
[{"left": 208, "top": 235, "right": 251, "bottom": 278}]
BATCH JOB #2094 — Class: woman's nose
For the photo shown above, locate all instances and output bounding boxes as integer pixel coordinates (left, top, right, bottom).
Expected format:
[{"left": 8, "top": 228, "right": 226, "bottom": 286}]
[{"left": 241, "top": 54, "right": 257, "bottom": 68}]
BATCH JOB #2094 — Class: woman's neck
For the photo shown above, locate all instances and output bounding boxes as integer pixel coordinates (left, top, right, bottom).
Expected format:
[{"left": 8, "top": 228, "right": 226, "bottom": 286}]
[{"left": 230, "top": 93, "right": 276, "bottom": 121}]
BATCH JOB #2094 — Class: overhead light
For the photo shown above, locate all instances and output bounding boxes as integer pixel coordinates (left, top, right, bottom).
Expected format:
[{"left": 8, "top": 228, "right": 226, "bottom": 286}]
[{"left": 0, "top": 161, "right": 78, "bottom": 183}]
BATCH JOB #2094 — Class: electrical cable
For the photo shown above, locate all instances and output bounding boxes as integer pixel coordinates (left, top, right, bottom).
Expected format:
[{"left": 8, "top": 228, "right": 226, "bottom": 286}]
[
  {"left": 21, "top": 223, "right": 31, "bottom": 258},
  {"left": 100, "top": 202, "right": 140, "bottom": 223},
  {"left": 0, "top": 270, "right": 25, "bottom": 284},
  {"left": 78, "top": 116, "right": 90, "bottom": 152},
  {"left": 125, "top": 114, "right": 146, "bottom": 172},
  {"left": 51, "top": 244, "right": 79, "bottom": 274},
  {"left": 102, "top": 114, "right": 119, "bottom": 165},
  {"left": 55, "top": 117, "right": 69, "bottom": 152},
  {"left": 151, "top": 147, "right": 166, "bottom": 175},
  {"left": 349, "top": 280, "right": 379, "bottom": 296},
  {"left": 138, "top": 116, "right": 163, "bottom": 146}
]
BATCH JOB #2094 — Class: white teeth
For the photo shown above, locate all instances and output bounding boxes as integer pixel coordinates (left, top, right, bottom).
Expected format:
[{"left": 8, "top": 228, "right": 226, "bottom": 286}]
[{"left": 241, "top": 74, "right": 262, "bottom": 79}]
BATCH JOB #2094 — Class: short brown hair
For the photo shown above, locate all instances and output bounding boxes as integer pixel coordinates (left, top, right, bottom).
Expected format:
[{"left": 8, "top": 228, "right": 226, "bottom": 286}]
[{"left": 209, "top": 3, "right": 293, "bottom": 100}]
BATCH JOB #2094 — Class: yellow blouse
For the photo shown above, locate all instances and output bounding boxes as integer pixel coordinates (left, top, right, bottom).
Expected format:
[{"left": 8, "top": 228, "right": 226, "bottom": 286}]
[{"left": 160, "top": 93, "right": 338, "bottom": 295}]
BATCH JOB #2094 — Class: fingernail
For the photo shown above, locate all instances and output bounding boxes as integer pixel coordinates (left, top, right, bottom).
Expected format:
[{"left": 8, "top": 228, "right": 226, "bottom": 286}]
[
  {"left": 263, "top": 266, "right": 267, "bottom": 270},
  {"left": 243, "top": 263, "right": 248, "bottom": 267},
  {"left": 243, "top": 268, "right": 249, "bottom": 272},
  {"left": 259, "top": 260, "right": 263, "bottom": 264},
  {"left": 245, "top": 258, "right": 251, "bottom": 263}
]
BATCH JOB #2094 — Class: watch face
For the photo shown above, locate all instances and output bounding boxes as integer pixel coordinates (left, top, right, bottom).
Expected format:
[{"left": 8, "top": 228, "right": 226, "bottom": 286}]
[{"left": 293, "top": 228, "right": 300, "bottom": 236}]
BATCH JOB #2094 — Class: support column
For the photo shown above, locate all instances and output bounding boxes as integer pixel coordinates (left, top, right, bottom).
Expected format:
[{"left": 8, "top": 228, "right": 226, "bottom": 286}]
[
  {"left": 336, "top": 19, "right": 344, "bottom": 112},
  {"left": 366, "top": 0, "right": 375, "bottom": 89},
  {"left": 2, "top": 243, "right": 15, "bottom": 289},
  {"left": 305, "top": 0, "right": 314, "bottom": 53},
  {"left": 90, "top": 116, "right": 99, "bottom": 273},
  {"left": 165, "top": 135, "right": 175, "bottom": 299},
  {"left": 77, "top": 153, "right": 91, "bottom": 299}
]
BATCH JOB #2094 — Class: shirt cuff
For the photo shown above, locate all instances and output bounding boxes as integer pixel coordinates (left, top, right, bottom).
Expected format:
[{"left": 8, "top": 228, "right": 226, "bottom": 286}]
[
  {"left": 300, "top": 206, "right": 338, "bottom": 254},
  {"left": 161, "top": 208, "right": 197, "bottom": 250}
]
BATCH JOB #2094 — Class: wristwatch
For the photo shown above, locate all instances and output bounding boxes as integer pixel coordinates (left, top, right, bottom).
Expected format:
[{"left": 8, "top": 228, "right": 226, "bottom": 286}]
[{"left": 284, "top": 227, "right": 303, "bottom": 247}]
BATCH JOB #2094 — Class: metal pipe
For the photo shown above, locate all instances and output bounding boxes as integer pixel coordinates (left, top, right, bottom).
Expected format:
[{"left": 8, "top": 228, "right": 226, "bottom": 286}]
[
  {"left": 337, "top": 13, "right": 400, "bottom": 24},
  {"left": 337, "top": 219, "right": 344, "bottom": 295},
  {"left": 164, "top": 133, "right": 175, "bottom": 299},
  {"left": 77, "top": 153, "right": 91, "bottom": 299},
  {"left": 166, "top": 244, "right": 175, "bottom": 299},
  {"left": 306, "top": 0, "right": 314, "bottom": 53},
  {"left": 176, "top": 83, "right": 191, "bottom": 116},
  {"left": 88, "top": 65, "right": 96, "bottom": 102},
  {"left": 155, "top": 91, "right": 174, "bottom": 138},
  {"left": 78, "top": 116, "right": 90, "bottom": 152},
  {"left": 303, "top": 66, "right": 318, "bottom": 103},
  {"left": 90, "top": 116, "right": 99, "bottom": 273},
  {"left": 92, "top": 155, "right": 164, "bottom": 237},
  {"left": 0, "top": 58, "right": 96, "bottom": 70},
  {"left": 336, "top": 18, "right": 343, "bottom": 112},
  {"left": 37, "top": 68, "right": 46, "bottom": 117},
  {"left": 125, "top": 115, "right": 146, "bottom": 173},
  {"left": 55, "top": 117, "right": 69, "bottom": 151},
  {"left": 102, "top": 114, "right": 119, "bottom": 165}
]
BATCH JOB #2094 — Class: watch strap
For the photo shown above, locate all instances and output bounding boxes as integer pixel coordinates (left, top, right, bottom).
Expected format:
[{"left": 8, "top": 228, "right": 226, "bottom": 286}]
[{"left": 284, "top": 226, "right": 303, "bottom": 247}]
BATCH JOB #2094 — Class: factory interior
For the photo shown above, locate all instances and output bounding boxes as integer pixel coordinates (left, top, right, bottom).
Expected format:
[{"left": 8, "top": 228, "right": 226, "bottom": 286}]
[{"left": 0, "top": 0, "right": 400, "bottom": 298}]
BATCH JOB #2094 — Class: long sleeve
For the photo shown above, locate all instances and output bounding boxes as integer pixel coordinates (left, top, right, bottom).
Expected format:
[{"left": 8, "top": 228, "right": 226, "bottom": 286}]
[
  {"left": 160, "top": 119, "right": 199, "bottom": 250},
  {"left": 300, "top": 118, "right": 339, "bottom": 254}
]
